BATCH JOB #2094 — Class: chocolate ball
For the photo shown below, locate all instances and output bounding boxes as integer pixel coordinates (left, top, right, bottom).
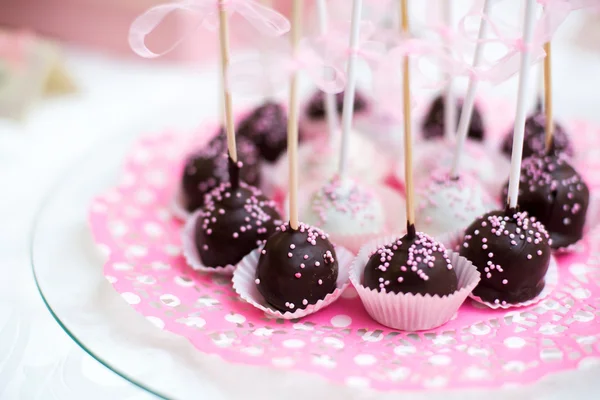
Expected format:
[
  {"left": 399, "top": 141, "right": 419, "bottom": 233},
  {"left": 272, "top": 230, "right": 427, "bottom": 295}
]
[
  {"left": 363, "top": 232, "right": 458, "bottom": 296},
  {"left": 238, "top": 102, "right": 288, "bottom": 163},
  {"left": 181, "top": 131, "right": 261, "bottom": 211},
  {"left": 460, "top": 210, "right": 551, "bottom": 305},
  {"left": 422, "top": 95, "right": 485, "bottom": 141},
  {"left": 501, "top": 112, "right": 573, "bottom": 159},
  {"left": 305, "top": 89, "right": 369, "bottom": 120},
  {"left": 194, "top": 181, "right": 281, "bottom": 268},
  {"left": 256, "top": 222, "right": 338, "bottom": 312},
  {"left": 501, "top": 154, "right": 589, "bottom": 249}
]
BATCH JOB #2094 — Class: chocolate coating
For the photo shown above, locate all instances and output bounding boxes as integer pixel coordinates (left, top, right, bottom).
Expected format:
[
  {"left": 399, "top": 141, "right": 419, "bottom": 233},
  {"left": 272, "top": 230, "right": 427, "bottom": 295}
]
[
  {"left": 422, "top": 95, "right": 485, "bottom": 141},
  {"left": 460, "top": 210, "right": 551, "bottom": 305},
  {"left": 194, "top": 181, "right": 281, "bottom": 268},
  {"left": 181, "top": 131, "right": 260, "bottom": 211},
  {"left": 256, "top": 222, "right": 338, "bottom": 312},
  {"left": 305, "top": 89, "right": 369, "bottom": 120},
  {"left": 501, "top": 154, "right": 589, "bottom": 249},
  {"left": 363, "top": 232, "right": 458, "bottom": 296},
  {"left": 238, "top": 102, "right": 288, "bottom": 162},
  {"left": 501, "top": 112, "right": 573, "bottom": 159}
]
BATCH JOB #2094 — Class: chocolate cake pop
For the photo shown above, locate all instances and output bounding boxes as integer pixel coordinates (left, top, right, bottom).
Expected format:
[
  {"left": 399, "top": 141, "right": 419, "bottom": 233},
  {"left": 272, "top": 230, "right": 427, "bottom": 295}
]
[
  {"left": 304, "top": 176, "right": 385, "bottom": 235},
  {"left": 238, "top": 101, "right": 288, "bottom": 162},
  {"left": 194, "top": 178, "right": 281, "bottom": 268},
  {"left": 501, "top": 112, "right": 573, "bottom": 159},
  {"left": 305, "top": 89, "right": 369, "bottom": 120},
  {"left": 422, "top": 95, "right": 485, "bottom": 141},
  {"left": 501, "top": 154, "right": 589, "bottom": 249},
  {"left": 416, "top": 170, "right": 492, "bottom": 237},
  {"left": 460, "top": 210, "right": 551, "bottom": 305},
  {"left": 181, "top": 131, "right": 260, "bottom": 211},
  {"left": 255, "top": 222, "right": 338, "bottom": 312},
  {"left": 363, "top": 231, "right": 458, "bottom": 296}
]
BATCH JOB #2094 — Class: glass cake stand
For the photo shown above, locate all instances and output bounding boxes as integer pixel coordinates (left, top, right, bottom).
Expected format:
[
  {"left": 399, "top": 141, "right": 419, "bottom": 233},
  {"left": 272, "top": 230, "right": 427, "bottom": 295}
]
[{"left": 30, "top": 127, "right": 600, "bottom": 400}]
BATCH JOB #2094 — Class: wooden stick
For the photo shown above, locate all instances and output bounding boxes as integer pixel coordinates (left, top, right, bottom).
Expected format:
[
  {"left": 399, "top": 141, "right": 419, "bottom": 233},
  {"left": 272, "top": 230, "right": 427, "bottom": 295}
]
[
  {"left": 316, "top": 0, "right": 338, "bottom": 141},
  {"left": 218, "top": 0, "right": 237, "bottom": 163},
  {"left": 544, "top": 41, "right": 554, "bottom": 152},
  {"left": 442, "top": 0, "right": 456, "bottom": 142},
  {"left": 401, "top": 0, "right": 415, "bottom": 237},
  {"left": 506, "top": 0, "right": 537, "bottom": 210},
  {"left": 450, "top": 0, "right": 492, "bottom": 178},
  {"left": 287, "top": 0, "right": 301, "bottom": 230},
  {"left": 338, "top": 0, "right": 363, "bottom": 179}
]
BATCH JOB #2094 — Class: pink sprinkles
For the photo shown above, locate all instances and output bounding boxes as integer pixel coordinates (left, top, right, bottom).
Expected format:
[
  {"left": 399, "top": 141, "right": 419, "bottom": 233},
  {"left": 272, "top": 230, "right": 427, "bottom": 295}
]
[
  {"left": 461, "top": 211, "right": 550, "bottom": 284},
  {"left": 369, "top": 232, "right": 452, "bottom": 292},
  {"left": 198, "top": 182, "right": 281, "bottom": 254}
]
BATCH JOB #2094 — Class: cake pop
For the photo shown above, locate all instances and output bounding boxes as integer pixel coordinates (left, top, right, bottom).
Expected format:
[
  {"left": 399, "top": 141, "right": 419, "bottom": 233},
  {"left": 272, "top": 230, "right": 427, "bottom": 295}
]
[
  {"left": 273, "top": 128, "right": 387, "bottom": 189},
  {"left": 363, "top": 232, "right": 458, "bottom": 296},
  {"left": 238, "top": 101, "right": 289, "bottom": 162},
  {"left": 416, "top": 169, "right": 493, "bottom": 238},
  {"left": 501, "top": 154, "right": 589, "bottom": 249},
  {"left": 422, "top": 95, "right": 485, "bottom": 141},
  {"left": 303, "top": 176, "right": 385, "bottom": 236},
  {"left": 460, "top": 210, "right": 551, "bottom": 305},
  {"left": 501, "top": 112, "right": 573, "bottom": 159},
  {"left": 401, "top": 139, "right": 503, "bottom": 194},
  {"left": 181, "top": 131, "right": 261, "bottom": 211},
  {"left": 300, "top": 89, "right": 370, "bottom": 140},
  {"left": 255, "top": 222, "right": 338, "bottom": 311},
  {"left": 194, "top": 173, "right": 282, "bottom": 268}
]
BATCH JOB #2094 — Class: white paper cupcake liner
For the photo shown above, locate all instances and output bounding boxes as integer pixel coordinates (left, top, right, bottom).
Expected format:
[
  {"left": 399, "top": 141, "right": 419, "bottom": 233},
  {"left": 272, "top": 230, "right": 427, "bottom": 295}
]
[
  {"left": 468, "top": 255, "right": 559, "bottom": 309},
  {"left": 232, "top": 245, "right": 353, "bottom": 319},
  {"left": 181, "top": 210, "right": 237, "bottom": 275},
  {"left": 351, "top": 235, "right": 481, "bottom": 331},
  {"left": 170, "top": 187, "right": 191, "bottom": 221}
]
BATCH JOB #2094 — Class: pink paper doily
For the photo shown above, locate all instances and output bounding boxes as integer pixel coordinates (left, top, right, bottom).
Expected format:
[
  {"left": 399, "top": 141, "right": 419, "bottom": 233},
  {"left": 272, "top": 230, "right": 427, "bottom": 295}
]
[{"left": 89, "top": 115, "right": 600, "bottom": 392}]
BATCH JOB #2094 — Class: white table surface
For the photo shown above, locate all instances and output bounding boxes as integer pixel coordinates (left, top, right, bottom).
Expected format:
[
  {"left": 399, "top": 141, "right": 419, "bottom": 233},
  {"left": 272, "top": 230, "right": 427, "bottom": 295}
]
[{"left": 1, "top": 10, "right": 600, "bottom": 399}]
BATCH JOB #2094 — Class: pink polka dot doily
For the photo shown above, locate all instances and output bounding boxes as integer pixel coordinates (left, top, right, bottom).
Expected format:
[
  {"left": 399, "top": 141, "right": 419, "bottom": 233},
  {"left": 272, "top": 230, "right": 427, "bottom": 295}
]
[{"left": 89, "top": 117, "right": 600, "bottom": 392}]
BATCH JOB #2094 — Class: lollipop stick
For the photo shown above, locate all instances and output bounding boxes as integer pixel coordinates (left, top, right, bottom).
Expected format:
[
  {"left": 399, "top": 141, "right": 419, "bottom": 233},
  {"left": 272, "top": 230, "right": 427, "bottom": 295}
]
[
  {"left": 218, "top": 0, "right": 237, "bottom": 166},
  {"left": 287, "top": 0, "right": 301, "bottom": 230},
  {"left": 400, "top": 0, "right": 415, "bottom": 238},
  {"left": 450, "top": 0, "right": 492, "bottom": 179},
  {"left": 442, "top": 0, "right": 456, "bottom": 142},
  {"left": 507, "top": 0, "right": 537, "bottom": 210},
  {"left": 543, "top": 41, "right": 554, "bottom": 152},
  {"left": 338, "top": 0, "right": 363, "bottom": 179},
  {"left": 316, "top": 0, "right": 338, "bottom": 141}
]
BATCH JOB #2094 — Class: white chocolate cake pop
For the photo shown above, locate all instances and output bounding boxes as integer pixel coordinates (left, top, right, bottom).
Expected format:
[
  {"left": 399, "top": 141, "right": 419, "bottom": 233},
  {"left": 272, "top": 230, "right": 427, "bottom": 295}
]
[
  {"left": 415, "top": 169, "right": 494, "bottom": 237},
  {"left": 303, "top": 176, "right": 385, "bottom": 236},
  {"left": 398, "top": 139, "right": 506, "bottom": 194},
  {"left": 274, "top": 129, "right": 388, "bottom": 189}
]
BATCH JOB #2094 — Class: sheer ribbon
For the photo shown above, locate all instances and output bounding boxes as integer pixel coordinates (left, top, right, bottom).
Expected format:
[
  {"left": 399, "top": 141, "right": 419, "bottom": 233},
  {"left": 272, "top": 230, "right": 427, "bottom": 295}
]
[{"left": 128, "top": 0, "right": 290, "bottom": 59}]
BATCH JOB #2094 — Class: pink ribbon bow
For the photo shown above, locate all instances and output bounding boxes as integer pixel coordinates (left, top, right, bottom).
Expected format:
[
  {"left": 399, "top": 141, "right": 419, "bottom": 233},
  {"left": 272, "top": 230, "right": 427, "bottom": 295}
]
[
  {"left": 228, "top": 36, "right": 346, "bottom": 95},
  {"left": 457, "top": 0, "right": 588, "bottom": 84},
  {"left": 309, "top": 20, "right": 387, "bottom": 72},
  {"left": 129, "top": 0, "right": 290, "bottom": 59}
]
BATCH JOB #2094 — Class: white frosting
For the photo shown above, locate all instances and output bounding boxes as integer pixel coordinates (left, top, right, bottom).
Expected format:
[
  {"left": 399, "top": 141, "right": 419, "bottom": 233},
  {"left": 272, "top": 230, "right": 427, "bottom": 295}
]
[
  {"left": 415, "top": 170, "right": 494, "bottom": 237},
  {"left": 303, "top": 177, "right": 386, "bottom": 235},
  {"left": 274, "top": 129, "right": 388, "bottom": 189}
]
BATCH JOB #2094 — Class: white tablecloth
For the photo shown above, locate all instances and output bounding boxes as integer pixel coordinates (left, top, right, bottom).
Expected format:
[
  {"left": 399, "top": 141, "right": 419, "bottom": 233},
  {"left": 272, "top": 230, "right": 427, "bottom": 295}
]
[{"left": 1, "top": 11, "right": 600, "bottom": 398}]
